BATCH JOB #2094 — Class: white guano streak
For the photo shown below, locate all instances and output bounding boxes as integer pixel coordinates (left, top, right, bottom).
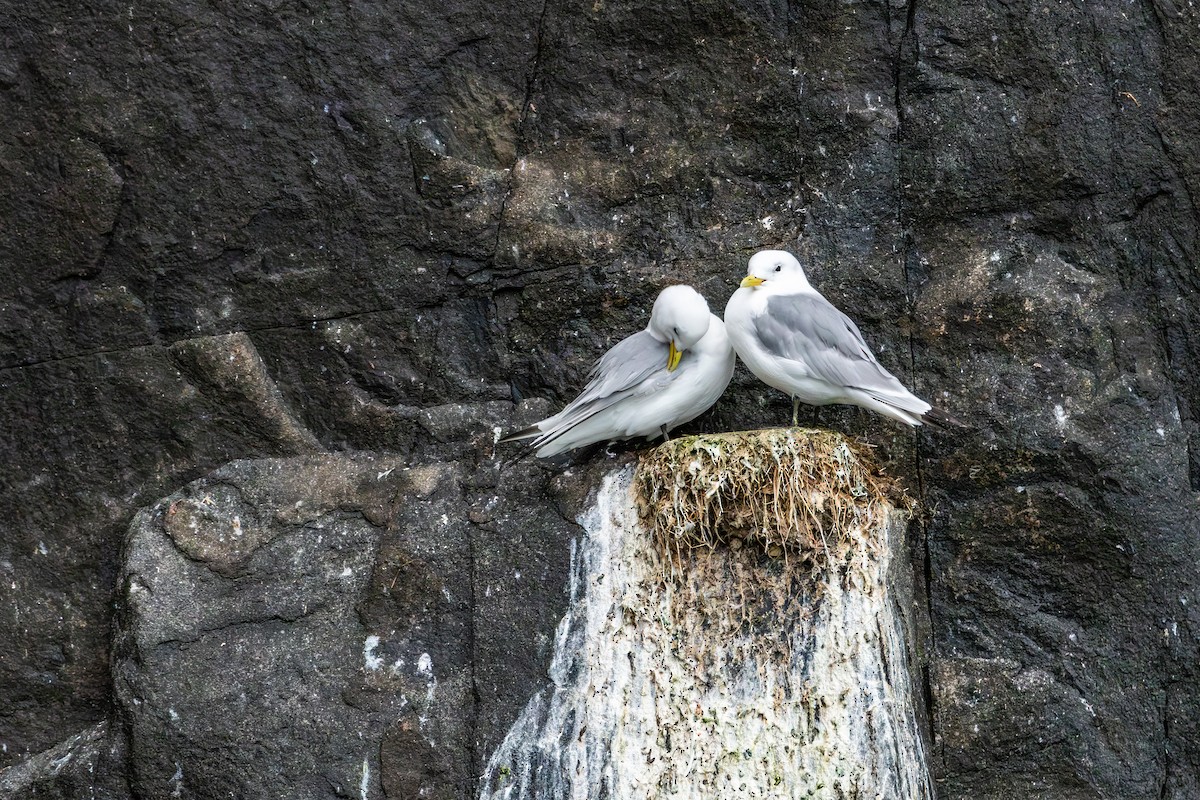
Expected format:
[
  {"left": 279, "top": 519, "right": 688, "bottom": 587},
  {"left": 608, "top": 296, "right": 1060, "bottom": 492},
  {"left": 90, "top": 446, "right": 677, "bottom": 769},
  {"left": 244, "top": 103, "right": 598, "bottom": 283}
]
[{"left": 479, "top": 467, "right": 933, "bottom": 800}]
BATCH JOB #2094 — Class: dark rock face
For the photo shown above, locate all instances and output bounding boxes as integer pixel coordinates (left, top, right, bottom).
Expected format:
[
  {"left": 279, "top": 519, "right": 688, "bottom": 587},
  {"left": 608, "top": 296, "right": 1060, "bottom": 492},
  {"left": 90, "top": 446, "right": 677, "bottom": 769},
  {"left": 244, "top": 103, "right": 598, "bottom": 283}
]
[
  {"left": 1, "top": 0, "right": 1199, "bottom": 797},
  {"left": 902, "top": 2, "right": 1200, "bottom": 797}
]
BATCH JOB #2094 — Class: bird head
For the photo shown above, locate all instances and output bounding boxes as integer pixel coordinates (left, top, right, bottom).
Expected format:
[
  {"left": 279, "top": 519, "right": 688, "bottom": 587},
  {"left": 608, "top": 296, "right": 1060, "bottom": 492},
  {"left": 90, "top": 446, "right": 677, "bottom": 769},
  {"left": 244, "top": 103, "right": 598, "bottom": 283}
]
[
  {"left": 649, "top": 285, "right": 712, "bottom": 371},
  {"left": 740, "top": 250, "right": 810, "bottom": 290}
]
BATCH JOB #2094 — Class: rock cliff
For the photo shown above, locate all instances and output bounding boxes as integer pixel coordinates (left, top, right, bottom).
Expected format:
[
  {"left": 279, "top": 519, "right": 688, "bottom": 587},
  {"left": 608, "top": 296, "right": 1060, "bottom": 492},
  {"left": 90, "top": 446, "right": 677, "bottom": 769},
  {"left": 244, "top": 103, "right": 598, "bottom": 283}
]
[{"left": 2, "top": 0, "right": 1199, "bottom": 797}]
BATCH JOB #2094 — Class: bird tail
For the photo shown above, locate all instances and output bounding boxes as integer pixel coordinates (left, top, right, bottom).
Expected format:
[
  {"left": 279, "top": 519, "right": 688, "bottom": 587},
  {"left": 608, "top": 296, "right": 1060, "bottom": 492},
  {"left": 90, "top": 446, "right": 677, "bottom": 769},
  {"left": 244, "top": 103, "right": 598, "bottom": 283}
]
[{"left": 921, "top": 406, "right": 969, "bottom": 430}]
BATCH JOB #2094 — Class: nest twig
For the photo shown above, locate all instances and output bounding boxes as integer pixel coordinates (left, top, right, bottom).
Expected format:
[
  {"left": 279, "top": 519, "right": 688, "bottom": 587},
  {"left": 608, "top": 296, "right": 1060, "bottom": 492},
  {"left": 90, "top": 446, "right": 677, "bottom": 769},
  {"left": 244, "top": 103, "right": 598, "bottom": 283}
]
[{"left": 634, "top": 428, "right": 898, "bottom": 572}]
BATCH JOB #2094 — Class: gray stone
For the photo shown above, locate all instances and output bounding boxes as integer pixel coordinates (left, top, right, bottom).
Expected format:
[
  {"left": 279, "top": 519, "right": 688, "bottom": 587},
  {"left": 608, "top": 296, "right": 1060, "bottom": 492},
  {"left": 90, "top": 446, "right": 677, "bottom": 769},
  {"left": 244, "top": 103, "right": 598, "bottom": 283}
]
[
  {"left": 109, "top": 453, "right": 575, "bottom": 800},
  {"left": 0, "top": 722, "right": 130, "bottom": 800}
]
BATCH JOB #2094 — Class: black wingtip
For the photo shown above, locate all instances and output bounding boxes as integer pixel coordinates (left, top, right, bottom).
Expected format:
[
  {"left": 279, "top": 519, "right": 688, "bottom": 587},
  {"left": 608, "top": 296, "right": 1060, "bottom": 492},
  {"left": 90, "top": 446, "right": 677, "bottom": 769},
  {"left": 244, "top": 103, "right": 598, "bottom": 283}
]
[
  {"left": 922, "top": 407, "right": 969, "bottom": 431},
  {"left": 497, "top": 440, "right": 541, "bottom": 469},
  {"left": 497, "top": 424, "right": 542, "bottom": 445},
  {"left": 495, "top": 424, "right": 547, "bottom": 470}
]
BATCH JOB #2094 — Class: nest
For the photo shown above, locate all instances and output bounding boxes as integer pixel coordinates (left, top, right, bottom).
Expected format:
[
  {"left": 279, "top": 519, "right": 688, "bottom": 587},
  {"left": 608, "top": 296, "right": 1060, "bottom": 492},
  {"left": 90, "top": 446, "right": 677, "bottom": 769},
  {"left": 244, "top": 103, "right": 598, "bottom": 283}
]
[{"left": 634, "top": 428, "right": 898, "bottom": 570}]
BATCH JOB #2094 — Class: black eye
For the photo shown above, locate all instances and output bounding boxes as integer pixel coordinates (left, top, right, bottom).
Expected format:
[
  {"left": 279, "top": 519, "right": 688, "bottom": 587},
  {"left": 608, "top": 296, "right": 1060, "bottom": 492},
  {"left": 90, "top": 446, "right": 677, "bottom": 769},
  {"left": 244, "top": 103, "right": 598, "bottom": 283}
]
[{"left": 774, "top": 264, "right": 782, "bottom": 272}]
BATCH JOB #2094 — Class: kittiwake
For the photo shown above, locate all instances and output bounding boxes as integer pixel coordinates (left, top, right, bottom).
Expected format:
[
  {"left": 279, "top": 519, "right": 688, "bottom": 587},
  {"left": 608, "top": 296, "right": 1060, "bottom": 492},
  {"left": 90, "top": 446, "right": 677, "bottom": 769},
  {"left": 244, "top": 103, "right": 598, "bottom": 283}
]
[
  {"left": 502, "top": 284, "right": 736, "bottom": 456},
  {"left": 725, "top": 249, "right": 958, "bottom": 427}
]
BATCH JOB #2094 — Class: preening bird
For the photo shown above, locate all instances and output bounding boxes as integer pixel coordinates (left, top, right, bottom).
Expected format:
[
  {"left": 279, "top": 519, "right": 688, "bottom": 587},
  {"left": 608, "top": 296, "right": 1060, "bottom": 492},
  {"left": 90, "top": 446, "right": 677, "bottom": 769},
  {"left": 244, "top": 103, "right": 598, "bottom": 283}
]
[
  {"left": 724, "top": 250, "right": 958, "bottom": 427},
  {"left": 502, "top": 285, "right": 736, "bottom": 457}
]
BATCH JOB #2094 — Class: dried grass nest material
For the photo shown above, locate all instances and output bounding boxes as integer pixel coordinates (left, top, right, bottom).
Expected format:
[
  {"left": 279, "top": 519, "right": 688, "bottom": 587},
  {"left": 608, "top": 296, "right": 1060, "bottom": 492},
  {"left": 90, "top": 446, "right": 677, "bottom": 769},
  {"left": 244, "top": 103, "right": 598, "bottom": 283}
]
[{"left": 634, "top": 428, "right": 901, "bottom": 567}]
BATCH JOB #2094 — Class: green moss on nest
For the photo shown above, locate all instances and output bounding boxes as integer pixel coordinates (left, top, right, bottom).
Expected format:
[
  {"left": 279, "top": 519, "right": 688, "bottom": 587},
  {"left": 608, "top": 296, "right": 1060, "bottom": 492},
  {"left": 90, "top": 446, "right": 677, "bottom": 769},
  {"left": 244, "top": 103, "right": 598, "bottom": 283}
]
[{"left": 635, "top": 428, "right": 899, "bottom": 568}]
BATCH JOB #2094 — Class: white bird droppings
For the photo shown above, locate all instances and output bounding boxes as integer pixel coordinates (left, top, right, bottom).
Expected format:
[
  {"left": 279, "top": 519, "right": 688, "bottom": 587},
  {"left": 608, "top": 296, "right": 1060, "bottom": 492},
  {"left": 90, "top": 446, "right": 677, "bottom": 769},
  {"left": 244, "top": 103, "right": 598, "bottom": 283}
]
[
  {"left": 363, "top": 636, "right": 383, "bottom": 671},
  {"left": 416, "top": 653, "right": 438, "bottom": 731},
  {"left": 479, "top": 468, "right": 932, "bottom": 799}
]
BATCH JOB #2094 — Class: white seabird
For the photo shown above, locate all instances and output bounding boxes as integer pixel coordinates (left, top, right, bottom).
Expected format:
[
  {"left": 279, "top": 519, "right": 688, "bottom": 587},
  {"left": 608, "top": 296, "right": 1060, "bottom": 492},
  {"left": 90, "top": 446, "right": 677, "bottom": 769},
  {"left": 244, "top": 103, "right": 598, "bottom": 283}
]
[
  {"left": 503, "top": 284, "right": 737, "bottom": 457},
  {"left": 725, "top": 249, "right": 957, "bottom": 427}
]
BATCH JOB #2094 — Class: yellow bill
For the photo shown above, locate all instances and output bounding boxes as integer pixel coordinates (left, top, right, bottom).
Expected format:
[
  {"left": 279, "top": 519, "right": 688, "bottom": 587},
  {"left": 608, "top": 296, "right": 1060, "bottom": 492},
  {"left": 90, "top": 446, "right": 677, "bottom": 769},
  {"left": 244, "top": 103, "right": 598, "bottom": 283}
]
[
  {"left": 740, "top": 275, "right": 765, "bottom": 288},
  {"left": 667, "top": 340, "right": 682, "bottom": 371}
]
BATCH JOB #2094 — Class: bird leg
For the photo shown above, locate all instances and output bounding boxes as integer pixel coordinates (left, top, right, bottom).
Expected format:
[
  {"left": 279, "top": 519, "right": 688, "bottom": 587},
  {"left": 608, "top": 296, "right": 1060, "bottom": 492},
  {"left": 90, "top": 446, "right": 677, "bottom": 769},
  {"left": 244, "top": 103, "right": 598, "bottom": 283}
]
[
  {"left": 791, "top": 397, "right": 800, "bottom": 427},
  {"left": 660, "top": 424, "right": 671, "bottom": 442},
  {"left": 810, "top": 405, "right": 821, "bottom": 428}
]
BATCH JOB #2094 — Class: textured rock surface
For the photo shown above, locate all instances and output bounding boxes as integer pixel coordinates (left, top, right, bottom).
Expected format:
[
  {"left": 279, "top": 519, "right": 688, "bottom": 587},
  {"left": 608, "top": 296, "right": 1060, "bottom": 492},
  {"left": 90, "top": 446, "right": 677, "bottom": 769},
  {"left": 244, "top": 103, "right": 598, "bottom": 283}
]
[
  {"left": 0, "top": 723, "right": 129, "bottom": 800},
  {"left": 112, "top": 452, "right": 579, "bottom": 800},
  {"left": 1, "top": 0, "right": 1199, "bottom": 797},
  {"left": 903, "top": 2, "right": 1200, "bottom": 797}
]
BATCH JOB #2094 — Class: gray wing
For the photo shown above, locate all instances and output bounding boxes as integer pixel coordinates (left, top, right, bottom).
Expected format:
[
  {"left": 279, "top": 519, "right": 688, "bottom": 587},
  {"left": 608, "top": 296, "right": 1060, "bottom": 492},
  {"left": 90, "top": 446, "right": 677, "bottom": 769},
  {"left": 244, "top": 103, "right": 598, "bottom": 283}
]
[
  {"left": 574, "top": 330, "right": 668, "bottom": 406},
  {"left": 532, "top": 330, "right": 673, "bottom": 448},
  {"left": 756, "top": 293, "right": 908, "bottom": 393}
]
